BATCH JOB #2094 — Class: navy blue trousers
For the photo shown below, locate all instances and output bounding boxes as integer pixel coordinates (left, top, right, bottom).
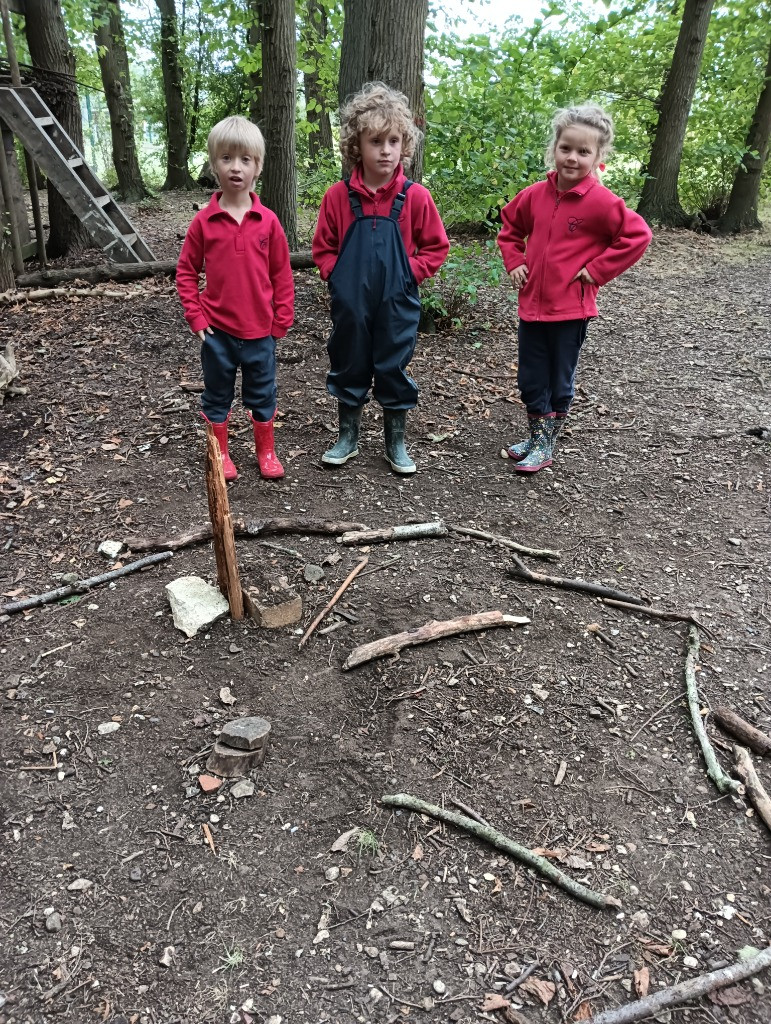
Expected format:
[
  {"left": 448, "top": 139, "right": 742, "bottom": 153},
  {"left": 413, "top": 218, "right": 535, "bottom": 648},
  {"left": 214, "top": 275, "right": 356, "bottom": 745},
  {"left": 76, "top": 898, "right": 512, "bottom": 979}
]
[
  {"left": 517, "top": 318, "right": 589, "bottom": 417},
  {"left": 327, "top": 205, "right": 421, "bottom": 410},
  {"left": 200, "top": 327, "right": 277, "bottom": 423}
]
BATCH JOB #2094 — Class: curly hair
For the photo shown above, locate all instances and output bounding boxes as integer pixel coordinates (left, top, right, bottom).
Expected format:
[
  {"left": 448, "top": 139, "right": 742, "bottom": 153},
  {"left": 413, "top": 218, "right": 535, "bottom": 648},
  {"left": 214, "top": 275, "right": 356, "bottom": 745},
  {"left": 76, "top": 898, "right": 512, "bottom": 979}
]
[
  {"left": 207, "top": 116, "right": 265, "bottom": 178},
  {"left": 545, "top": 104, "right": 614, "bottom": 167},
  {"left": 339, "top": 81, "right": 422, "bottom": 169}
]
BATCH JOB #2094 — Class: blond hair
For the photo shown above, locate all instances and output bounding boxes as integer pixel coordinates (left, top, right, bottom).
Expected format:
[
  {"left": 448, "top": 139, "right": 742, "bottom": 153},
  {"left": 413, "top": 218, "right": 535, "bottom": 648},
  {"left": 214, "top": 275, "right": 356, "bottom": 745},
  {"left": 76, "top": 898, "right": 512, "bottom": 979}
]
[
  {"left": 207, "top": 116, "right": 265, "bottom": 179},
  {"left": 545, "top": 104, "right": 614, "bottom": 167},
  {"left": 339, "top": 81, "right": 421, "bottom": 169}
]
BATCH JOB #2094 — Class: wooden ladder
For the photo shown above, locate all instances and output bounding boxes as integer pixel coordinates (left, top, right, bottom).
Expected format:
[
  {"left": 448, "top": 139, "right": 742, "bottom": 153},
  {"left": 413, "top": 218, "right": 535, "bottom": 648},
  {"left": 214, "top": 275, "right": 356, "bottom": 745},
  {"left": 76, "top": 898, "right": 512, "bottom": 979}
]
[{"left": 0, "top": 85, "right": 155, "bottom": 263}]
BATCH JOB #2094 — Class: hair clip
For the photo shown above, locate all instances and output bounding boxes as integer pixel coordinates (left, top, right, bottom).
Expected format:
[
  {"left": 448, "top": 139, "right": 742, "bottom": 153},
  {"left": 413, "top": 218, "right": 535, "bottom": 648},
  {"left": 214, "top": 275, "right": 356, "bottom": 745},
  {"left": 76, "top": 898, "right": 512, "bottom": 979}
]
[{"left": 598, "top": 163, "right": 606, "bottom": 172}]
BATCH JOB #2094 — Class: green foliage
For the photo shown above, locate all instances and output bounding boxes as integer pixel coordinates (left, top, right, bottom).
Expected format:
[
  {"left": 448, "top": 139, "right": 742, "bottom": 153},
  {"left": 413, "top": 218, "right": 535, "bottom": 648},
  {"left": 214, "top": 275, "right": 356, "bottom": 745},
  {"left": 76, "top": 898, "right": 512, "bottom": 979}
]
[{"left": 421, "top": 240, "right": 510, "bottom": 331}]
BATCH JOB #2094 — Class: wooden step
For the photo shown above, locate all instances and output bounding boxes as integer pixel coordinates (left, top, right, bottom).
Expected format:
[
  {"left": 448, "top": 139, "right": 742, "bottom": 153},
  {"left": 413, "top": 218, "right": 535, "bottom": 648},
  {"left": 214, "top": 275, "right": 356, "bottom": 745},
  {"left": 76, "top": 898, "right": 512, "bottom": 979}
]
[
  {"left": 68, "top": 156, "right": 83, "bottom": 168},
  {"left": 36, "top": 116, "right": 54, "bottom": 127},
  {"left": 95, "top": 194, "right": 113, "bottom": 208}
]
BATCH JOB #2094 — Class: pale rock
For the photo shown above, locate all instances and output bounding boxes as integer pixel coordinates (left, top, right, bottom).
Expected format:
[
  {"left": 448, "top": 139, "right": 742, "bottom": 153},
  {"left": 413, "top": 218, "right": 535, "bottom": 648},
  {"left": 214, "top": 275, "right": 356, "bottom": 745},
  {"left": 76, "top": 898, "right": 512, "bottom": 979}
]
[
  {"left": 45, "top": 912, "right": 62, "bottom": 932},
  {"left": 672, "top": 929, "right": 687, "bottom": 941},
  {"left": 97, "top": 540, "right": 124, "bottom": 560},
  {"left": 683, "top": 955, "right": 699, "bottom": 968},
  {"left": 97, "top": 722, "right": 120, "bottom": 736},
  {"left": 230, "top": 779, "right": 255, "bottom": 799},
  {"left": 325, "top": 866, "right": 340, "bottom": 882},
  {"left": 165, "top": 576, "right": 229, "bottom": 637},
  {"left": 629, "top": 910, "right": 650, "bottom": 931},
  {"left": 158, "top": 945, "right": 175, "bottom": 967},
  {"left": 432, "top": 979, "right": 446, "bottom": 995}
]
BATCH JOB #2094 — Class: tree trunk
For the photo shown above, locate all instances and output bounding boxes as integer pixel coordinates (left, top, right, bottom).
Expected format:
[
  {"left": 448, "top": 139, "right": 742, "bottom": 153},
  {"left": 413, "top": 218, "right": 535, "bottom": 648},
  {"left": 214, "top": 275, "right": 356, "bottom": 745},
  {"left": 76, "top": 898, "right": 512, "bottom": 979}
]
[
  {"left": 259, "top": 0, "right": 298, "bottom": 249},
  {"left": 154, "top": 0, "right": 196, "bottom": 190},
  {"left": 92, "top": 0, "right": 149, "bottom": 201},
  {"left": 24, "top": 0, "right": 91, "bottom": 256},
  {"left": 716, "top": 31, "right": 771, "bottom": 234},
  {"left": 302, "top": 0, "right": 333, "bottom": 166},
  {"left": 187, "top": 0, "right": 205, "bottom": 154},
  {"left": 637, "top": 0, "right": 715, "bottom": 227},
  {"left": 339, "top": 0, "right": 428, "bottom": 181},
  {"left": 246, "top": 11, "right": 262, "bottom": 126}
]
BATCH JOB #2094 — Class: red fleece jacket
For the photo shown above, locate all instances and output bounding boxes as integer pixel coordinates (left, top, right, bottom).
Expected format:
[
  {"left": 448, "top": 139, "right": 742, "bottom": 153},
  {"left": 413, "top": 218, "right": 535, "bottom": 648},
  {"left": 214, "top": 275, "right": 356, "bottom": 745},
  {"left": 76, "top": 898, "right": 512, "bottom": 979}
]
[
  {"left": 176, "top": 191, "right": 294, "bottom": 339},
  {"left": 497, "top": 171, "right": 652, "bottom": 322},
  {"left": 312, "top": 165, "right": 449, "bottom": 285}
]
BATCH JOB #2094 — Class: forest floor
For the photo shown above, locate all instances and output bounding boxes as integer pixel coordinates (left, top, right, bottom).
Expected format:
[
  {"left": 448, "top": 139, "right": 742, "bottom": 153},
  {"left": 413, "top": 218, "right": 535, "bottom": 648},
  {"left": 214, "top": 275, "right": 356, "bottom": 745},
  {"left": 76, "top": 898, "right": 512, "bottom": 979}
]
[{"left": 0, "top": 192, "right": 770, "bottom": 1024}]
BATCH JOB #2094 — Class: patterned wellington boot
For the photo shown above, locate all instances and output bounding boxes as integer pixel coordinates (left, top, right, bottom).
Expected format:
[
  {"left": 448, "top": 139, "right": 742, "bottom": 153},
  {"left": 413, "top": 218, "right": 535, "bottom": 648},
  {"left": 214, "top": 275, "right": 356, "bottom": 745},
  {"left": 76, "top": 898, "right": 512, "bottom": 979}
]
[
  {"left": 504, "top": 415, "right": 540, "bottom": 461},
  {"left": 322, "top": 403, "right": 364, "bottom": 466},
  {"left": 383, "top": 409, "right": 416, "bottom": 474},
  {"left": 514, "top": 415, "right": 554, "bottom": 473}
]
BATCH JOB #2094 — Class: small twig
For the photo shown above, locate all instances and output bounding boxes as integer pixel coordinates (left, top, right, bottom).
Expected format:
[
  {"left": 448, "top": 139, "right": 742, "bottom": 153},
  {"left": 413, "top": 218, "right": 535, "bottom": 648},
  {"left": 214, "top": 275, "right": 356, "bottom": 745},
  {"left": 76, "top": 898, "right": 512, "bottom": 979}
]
[
  {"left": 0, "top": 551, "right": 173, "bottom": 615},
  {"left": 448, "top": 797, "right": 491, "bottom": 827},
  {"left": 166, "top": 898, "right": 188, "bottom": 931},
  {"left": 734, "top": 746, "right": 771, "bottom": 832},
  {"left": 602, "top": 597, "right": 715, "bottom": 638},
  {"left": 509, "top": 554, "right": 645, "bottom": 605},
  {"left": 585, "top": 945, "right": 771, "bottom": 1024},
  {"left": 505, "top": 959, "right": 541, "bottom": 994},
  {"left": 201, "top": 822, "right": 217, "bottom": 855},
  {"left": 684, "top": 626, "right": 742, "bottom": 795},
  {"left": 629, "top": 691, "right": 686, "bottom": 741},
  {"left": 382, "top": 793, "right": 621, "bottom": 911},
  {"left": 448, "top": 525, "right": 561, "bottom": 561},
  {"left": 300, "top": 556, "right": 369, "bottom": 648}
]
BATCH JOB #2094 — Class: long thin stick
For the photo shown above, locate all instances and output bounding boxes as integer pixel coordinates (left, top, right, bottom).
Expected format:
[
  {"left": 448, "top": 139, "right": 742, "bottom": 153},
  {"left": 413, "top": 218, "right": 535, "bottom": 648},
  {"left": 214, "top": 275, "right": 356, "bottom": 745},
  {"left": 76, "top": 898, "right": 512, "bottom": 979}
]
[
  {"left": 684, "top": 626, "right": 742, "bottom": 795},
  {"left": 0, "top": 551, "right": 173, "bottom": 616},
  {"left": 602, "top": 597, "right": 714, "bottom": 638},
  {"left": 125, "top": 518, "right": 367, "bottom": 553},
  {"left": 585, "top": 945, "right": 771, "bottom": 1024},
  {"left": 734, "top": 746, "right": 771, "bottom": 832},
  {"left": 381, "top": 793, "right": 620, "bottom": 911},
  {"left": 509, "top": 554, "right": 645, "bottom": 605},
  {"left": 299, "top": 557, "right": 369, "bottom": 648},
  {"left": 449, "top": 525, "right": 561, "bottom": 562}
]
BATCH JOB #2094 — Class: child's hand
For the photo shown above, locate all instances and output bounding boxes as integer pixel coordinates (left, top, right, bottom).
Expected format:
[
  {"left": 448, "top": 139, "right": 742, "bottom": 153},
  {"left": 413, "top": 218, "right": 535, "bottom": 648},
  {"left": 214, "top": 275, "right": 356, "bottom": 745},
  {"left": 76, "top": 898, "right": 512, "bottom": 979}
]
[
  {"left": 509, "top": 265, "right": 528, "bottom": 290},
  {"left": 571, "top": 267, "right": 597, "bottom": 285},
  {"left": 196, "top": 327, "right": 214, "bottom": 342}
]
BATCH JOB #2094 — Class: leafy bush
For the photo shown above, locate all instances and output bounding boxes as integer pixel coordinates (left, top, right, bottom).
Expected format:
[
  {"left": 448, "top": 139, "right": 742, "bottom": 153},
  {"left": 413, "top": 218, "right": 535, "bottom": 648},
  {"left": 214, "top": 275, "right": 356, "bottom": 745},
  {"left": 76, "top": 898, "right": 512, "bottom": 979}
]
[{"left": 420, "top": 240, "right": 509, "bottom": 330}]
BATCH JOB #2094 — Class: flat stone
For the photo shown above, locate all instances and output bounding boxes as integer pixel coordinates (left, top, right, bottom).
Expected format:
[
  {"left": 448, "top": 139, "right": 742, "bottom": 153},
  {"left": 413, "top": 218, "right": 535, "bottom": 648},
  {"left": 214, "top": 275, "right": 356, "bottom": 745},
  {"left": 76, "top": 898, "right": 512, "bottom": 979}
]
[
  {"left": 97, "top": 540, "right": 124, "bottom": 560},
  {"left": 250, "top": 593, "right": 302, "bottom": 629},
  {"left": 230, "top": 779, "right": 255, "bottom": 799},
  {"left": 206, "top": 739, "right": 268, "bottom": 779},
  {"left": 166, "top": 576, "right": 229, "bottom": 637},
  {"left": 303, "top": 564, "right": 325, "bottom": 583},
  {"left": 97, "top": 722, "right": 120, "bottom": 736},
  {"left": 198, "top": 774, "right": 222, "bottom": 793},
  {"left": 45, "top": 912, "right": 62, "bottom": 932},
  {"left": 220, "top": 716, "right": 271, "bottom": 751}
]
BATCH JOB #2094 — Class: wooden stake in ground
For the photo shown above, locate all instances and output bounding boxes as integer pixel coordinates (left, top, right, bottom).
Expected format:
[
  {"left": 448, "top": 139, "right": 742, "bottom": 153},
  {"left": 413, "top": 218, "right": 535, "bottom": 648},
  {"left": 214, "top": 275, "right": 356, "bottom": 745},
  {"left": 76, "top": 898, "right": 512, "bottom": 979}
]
[
  {"left": 205, "top": 425, "right": 243, "bottom": 620},
  {"left": 734, "top": 746, "right": 771, "bottom": 832},
  {"left": 714, "top": 706, "right": 771, "bottom": 757},
  {"left": 585, "top": 944, "right": 771, "bottom": 1024},
  {"left": 509, "top": 554, "right": 646, "bottom": 605},
  {"left": 343, "top": 610, "right": 530, "bottom": 670},
  {"left": 684, "top": 626, "right": 741, "bottom": 795},
  {"left": 299, "top": 556, "right": 369, "bottom": 648},
  {"left": 381, "top": 793, "right": 620, "bottom": 911},
  {"left": 0, "top": 551, "right": 173, "bottom": 616}
]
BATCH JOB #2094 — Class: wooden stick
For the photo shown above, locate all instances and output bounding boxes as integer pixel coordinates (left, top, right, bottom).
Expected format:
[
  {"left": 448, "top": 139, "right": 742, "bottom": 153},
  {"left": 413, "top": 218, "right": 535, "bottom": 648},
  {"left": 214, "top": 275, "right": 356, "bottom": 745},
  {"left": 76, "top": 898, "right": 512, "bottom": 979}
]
[
  {"left": 714, "top": 706, "right": 771, "bottom": 757},
  {"left": 381, "top": 793, "right": 620, "bottom": 911},
  {"left": 449, "top": 525, "right": 561, "bottom": 562},
  {"left": 340, "top": 521, "right": 447, "bottom": 545},
  {"left": 205, "top": 426, "right": 243, "bottom": 620},
  {"left": 299, "top": 557, "right": 369, "bottom": 648},
  {"left": 509, "top": 554, "right": 646, "bottom": 605},
  {"left": 602, "top": 597, "right": 714, "bottom": 637},
  {"left": 585, "top": 945, "right": 771, "bottom": 1024},
  {"left": 343, "top": 610, "right": 530, "bottom": 671},
  {"left": 0, "top": 551, "right": 173, "bottom": 616},
  {"left": 734, "top": 746, "right": 771, "bottom": 832},
  {"left": 684, "top": 626, "right": 742, "bottom": 795},
  {"left": 125, "top": 517, "right": 368, "bottom": 553}
]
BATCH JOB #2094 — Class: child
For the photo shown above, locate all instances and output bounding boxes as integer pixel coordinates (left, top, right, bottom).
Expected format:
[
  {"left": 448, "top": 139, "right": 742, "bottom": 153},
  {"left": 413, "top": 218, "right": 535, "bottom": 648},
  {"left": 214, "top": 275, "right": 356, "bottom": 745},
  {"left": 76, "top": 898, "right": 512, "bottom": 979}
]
[
  {"left": 497, "top": 104, "right": 652, "bottom": 473},
  {"left": 176, "top": 115, "right": 294, "bottom": 481},
  {"left": 312, "top": 82, "right": 449, "bottom": 474}
]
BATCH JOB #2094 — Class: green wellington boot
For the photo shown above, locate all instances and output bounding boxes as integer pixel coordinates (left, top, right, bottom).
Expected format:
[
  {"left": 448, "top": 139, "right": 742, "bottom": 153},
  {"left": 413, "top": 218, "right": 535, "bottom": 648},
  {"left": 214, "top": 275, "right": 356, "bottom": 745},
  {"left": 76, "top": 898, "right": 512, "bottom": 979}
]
[
  {"left": 383, "top": 409, "right": 416, "bottom": 474},
  {"left": 322, "top": 403, "right": 364, "bottom": 466}
]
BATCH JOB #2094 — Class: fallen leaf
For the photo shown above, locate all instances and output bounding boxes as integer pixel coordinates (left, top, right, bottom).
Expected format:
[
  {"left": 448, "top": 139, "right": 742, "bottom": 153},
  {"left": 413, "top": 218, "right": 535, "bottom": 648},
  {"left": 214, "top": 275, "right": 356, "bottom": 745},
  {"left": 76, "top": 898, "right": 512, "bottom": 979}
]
[
  {"left": 709, "top": 985, "right": 751, "bottom": 1007},
  {"left": 412, "top": 843, "right": 424, "bottom": 861},
  {"left": 481, "top": 993, "right": 510, "bottom": 1011},
  {"left": 67, "top": 878, "right": 93, "bottom": 891},
  {"left": 118, "top": 498, "right": 133, "bottom": 508},
  {"left": 573, "top": 1001, "right": 593, "bottom": 1020},
  {"left": 532, "top": 847, "right": 568, "bottom": 861},
  {"left": 520, "top": 977, "right": 556, "bottom": 1004},
  {"left": 330, "top": 826, "right": 359, "bottom": 852},
  {"left": 585, "top": 842, "right": 611, "bottom": 853},
  {"left": 634, "top": 966, "right": 650, "bottom": 999},
  {"left": 565, "top": 854, "right": 593, "bottom": 870}
]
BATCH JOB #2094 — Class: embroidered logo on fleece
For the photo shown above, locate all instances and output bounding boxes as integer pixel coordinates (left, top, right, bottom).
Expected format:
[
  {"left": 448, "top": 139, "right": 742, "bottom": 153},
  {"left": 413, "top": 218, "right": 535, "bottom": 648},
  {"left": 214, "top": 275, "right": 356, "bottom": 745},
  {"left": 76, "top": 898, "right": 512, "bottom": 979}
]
[
  {"left": 259, "top": 235, "right": 268, "bottom": 250},
  {"left": 567, "top": 217, "right": 583, "bottom": 233}
]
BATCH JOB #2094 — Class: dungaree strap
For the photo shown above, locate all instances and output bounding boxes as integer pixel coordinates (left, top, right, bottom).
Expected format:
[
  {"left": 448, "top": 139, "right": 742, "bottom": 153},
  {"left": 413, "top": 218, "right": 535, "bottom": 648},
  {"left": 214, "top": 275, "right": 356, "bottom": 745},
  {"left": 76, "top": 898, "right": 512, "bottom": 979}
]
[
  {"left": 344, "top": 178, "right": 414, "bottom": 219},
  {"left": 344, "top": 179, "right": 364, "bottom": 219},
  {"left": 389, "top": 180, "right": 413, "bottom": 220}
]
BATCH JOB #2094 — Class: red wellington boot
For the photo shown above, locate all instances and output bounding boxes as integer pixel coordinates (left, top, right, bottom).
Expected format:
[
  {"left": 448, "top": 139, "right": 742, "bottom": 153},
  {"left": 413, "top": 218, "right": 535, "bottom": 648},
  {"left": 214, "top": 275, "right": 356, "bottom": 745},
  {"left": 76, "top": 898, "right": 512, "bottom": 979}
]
[
  {"left": 203, "top": 415, "right": 238, "bottom": 481},
  {"left": 249, "top": 413, "right": 285, "bottom": 479}
]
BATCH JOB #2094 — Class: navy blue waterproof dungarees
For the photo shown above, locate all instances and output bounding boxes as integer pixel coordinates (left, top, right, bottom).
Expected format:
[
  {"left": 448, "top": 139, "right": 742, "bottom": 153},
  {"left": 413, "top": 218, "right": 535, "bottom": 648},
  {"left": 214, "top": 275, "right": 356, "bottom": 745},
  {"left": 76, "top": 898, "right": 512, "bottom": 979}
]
[{"left": 327, "top": 182, "right": 422, "bottom": 410}]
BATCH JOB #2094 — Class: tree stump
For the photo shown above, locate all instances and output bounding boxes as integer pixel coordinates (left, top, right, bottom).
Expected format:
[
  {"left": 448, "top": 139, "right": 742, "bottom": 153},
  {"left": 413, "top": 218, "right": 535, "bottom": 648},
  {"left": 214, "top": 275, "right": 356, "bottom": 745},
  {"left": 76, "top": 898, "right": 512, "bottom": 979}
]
[{"left": 205, "top": 425, "right": 244, "bottom": 620}]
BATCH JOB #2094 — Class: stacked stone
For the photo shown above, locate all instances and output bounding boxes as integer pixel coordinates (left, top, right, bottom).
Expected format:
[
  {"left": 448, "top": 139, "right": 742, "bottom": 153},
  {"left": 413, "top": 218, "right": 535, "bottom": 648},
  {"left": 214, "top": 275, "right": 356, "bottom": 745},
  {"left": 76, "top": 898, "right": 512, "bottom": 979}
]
[{"left": 206, "top": 716, "right": 271, "bottom": 778}]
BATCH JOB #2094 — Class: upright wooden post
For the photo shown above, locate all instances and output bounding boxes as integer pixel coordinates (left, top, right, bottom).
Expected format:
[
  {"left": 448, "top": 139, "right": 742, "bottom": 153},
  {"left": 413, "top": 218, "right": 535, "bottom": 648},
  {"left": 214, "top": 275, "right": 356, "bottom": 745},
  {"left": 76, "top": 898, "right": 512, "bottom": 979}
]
[{"left": 205, "top": 424, "right": 244, "bottom": 620}]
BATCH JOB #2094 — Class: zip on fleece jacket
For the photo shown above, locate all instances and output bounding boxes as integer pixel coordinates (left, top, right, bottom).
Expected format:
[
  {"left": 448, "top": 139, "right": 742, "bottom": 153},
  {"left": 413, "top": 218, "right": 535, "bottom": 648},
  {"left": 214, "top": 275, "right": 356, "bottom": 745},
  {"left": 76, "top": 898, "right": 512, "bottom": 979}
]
[
  {"left": 312, "top": 164, "right": 449, "bottom": 286},
  {"left": 176, "top": 191, "right": 294, "bottom": 339},
  {"left": 497, "top": 171, "right": 652, "bottom": 322}
]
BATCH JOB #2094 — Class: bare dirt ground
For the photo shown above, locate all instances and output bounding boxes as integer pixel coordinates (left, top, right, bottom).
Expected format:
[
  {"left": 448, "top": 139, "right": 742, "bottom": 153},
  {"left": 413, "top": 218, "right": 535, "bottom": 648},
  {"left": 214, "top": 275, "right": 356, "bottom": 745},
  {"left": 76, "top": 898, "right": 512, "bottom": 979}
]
[{"left": 1, "top": 192, "right": 770, "bottom": 1024}]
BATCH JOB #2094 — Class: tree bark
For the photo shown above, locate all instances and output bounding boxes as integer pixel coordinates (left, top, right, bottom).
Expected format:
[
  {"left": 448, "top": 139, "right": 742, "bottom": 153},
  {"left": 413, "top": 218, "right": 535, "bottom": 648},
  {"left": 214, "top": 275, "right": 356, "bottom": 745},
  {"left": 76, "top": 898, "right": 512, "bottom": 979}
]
[
  {"left": 637, "top": 0, "right": 715, "bottom": 227},
  {"left": 302, "top": 0, "right": 333, "bottom": 166},
  {"left": 154, "top": 0, "right": 196, "bottom": 190},
  {"left": 338, "top": 0, "right": 428, "bottom": 181},
  {"left": 24, "top": 0, "right": 91, "bottom": 255},
  {"left": 92, "top": 0, "right": 149, "bottom": 201},
  {"left": 716, "top": 31, "right": 771, "bottom": 234},
  {"left": 259, "top": 0, "right": 298, "bottom": 248},
  {"left": 246, "top": 10, "right": 262, "bottom": 126}
]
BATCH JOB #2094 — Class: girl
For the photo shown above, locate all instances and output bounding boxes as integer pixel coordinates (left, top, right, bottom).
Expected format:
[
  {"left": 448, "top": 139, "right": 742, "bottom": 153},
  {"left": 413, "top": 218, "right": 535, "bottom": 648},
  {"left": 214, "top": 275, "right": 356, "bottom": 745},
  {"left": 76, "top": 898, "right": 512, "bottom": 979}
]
[{"left": 497, "top": 104, "right": 652, "bottom": 473}]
